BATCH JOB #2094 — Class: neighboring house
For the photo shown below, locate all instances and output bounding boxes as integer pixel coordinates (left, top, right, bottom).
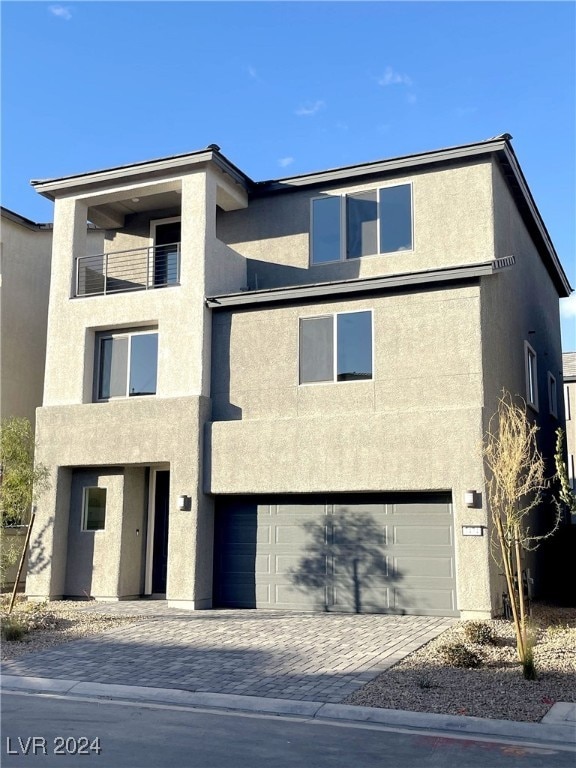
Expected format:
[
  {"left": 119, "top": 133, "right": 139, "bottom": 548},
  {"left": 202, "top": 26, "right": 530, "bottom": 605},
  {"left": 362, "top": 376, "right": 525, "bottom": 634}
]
[
  {"left": 23, "top": 135, "right": 571, "bottom": 619},
  {"left": 563, "top": 352, "right": 576, "bottom": 495},
  {"left": 0, "top": 207, "right": 103, "bottom": 429},
  {"left": 1, "top": 208, "right": 53, "bottom": 428}
]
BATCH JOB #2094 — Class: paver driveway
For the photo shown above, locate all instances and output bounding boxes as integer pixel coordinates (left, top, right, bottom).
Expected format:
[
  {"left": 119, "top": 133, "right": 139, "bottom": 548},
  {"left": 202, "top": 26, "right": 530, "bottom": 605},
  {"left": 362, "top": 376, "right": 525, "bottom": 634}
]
[{"left": 1, "top": 603, "right": 455, "bottom": 703}]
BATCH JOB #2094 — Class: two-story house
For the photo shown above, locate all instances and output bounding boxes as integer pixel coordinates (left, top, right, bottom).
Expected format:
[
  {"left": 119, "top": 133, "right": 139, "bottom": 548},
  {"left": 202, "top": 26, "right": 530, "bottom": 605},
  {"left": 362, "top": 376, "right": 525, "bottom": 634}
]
[{"left": 24, "top": 135, "right": 571, "bottom": 619}]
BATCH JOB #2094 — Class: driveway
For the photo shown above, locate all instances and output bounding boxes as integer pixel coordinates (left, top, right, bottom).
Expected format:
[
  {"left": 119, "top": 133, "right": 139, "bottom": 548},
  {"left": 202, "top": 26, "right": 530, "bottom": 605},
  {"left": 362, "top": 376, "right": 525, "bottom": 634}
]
[{"left": 1, "top": 603, "right": 455, "bottom": 703}]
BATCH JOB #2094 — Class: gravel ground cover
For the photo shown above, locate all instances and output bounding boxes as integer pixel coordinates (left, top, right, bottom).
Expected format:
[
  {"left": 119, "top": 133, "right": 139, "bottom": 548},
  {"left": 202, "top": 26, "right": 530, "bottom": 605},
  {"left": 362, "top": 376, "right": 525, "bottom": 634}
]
[
  {"left": 1, "top": 600, "right": 145, "bottom": 660},
  {"left": 1, "top": 599, "right": 574, "bottom": 723},
  {"left": 344, "top": 603, "right": 576, "bottom": 722}
]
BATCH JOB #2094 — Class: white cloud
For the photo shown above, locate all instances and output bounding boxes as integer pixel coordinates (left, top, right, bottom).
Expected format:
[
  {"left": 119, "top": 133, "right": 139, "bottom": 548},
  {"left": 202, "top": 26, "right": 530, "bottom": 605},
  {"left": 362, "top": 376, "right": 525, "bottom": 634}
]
[
  {"left": 295, "top": 100, "right": 325, "bottom": 117},
  {"left": 278, "top": 157, "right": 294, "bottom": 168},
  {"left": 560, "top": 293, "right": 576, "bottom": 319},
  {"left": 378, "top": 66, "right": 412, "bottom": 87},
  {"left": 49, "top": 5, "right": 72, "bottom": 20}
]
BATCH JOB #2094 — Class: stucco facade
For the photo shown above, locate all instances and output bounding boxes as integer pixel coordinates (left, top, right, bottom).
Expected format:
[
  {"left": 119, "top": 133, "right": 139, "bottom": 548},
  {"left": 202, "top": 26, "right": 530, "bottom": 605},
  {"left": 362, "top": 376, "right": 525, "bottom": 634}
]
[
  {"left": 22, "top": 136, "right": 571, "bottom": 618},
  {"left": 0, "top": 208, "right": 103, "bottom": 428}
]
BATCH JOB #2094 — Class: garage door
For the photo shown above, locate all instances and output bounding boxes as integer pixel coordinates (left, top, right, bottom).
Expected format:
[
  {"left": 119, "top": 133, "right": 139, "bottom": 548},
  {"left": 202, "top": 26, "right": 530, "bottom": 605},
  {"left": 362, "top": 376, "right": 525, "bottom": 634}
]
[{"left": 214, "top": 494, "right": 458, "bottom": 617}]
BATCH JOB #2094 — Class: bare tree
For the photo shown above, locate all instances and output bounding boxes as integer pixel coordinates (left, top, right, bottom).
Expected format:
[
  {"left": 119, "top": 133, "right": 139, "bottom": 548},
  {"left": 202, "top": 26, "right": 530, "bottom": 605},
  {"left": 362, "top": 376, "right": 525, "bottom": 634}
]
[{"left": 484, "top": 392, "right": 560, "bottom": 678}]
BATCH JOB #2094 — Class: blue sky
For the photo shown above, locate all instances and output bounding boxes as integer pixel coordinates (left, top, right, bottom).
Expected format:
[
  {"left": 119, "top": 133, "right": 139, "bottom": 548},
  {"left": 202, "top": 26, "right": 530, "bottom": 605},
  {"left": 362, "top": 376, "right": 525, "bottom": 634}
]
[{"left": 2, "top": 1, "right": 575, "bottom": 347}]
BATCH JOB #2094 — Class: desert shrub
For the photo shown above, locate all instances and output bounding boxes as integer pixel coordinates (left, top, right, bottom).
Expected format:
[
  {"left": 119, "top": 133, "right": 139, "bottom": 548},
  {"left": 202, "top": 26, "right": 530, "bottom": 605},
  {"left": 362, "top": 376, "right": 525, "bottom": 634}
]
[
  {"left": 437, "top": 642, "right": 482, "bottom": 668},
  {"left": 1, "top": 618, "right": 27, "bottom": 641},
  {"left": 463, "top": 621, "right": 497, "bottom": 646}
]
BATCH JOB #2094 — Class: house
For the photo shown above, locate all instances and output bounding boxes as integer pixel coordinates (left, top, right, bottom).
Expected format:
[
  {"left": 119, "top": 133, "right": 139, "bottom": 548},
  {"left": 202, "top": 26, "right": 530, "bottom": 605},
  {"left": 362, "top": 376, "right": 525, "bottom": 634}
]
[
  {"left": 23, "top": 135, "right": 571, "bottom": 618},
  {"left": 563, "top": 352, "right": 576, "bottom": 498},
  {"left": 0, "top": 207, "right": 103, "bottom": 429}
]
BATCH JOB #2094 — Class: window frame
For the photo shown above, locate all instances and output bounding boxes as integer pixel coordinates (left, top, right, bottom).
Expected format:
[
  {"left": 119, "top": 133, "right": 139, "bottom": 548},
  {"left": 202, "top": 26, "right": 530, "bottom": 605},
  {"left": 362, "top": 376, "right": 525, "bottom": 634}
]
[
  {"left": 564, "top": 384, "right": 571, "bottom": 421},
  {"left": 547, "top": 372, "right": 558, "bottom": 418},
  {"left": 298, "top": 309, "right": 374, "bottom": 385},
  {"left": 310, "top": 183, "right": 414, "bottom": 265},
  {"left": 81, "top": 486, "right": 107, "bottom": 532},
  {"left": 94, "top": 327, "right": 159, "bottom": 402},
  {"left": 524, "top": 341, "right": 539, "bottom": 411}
]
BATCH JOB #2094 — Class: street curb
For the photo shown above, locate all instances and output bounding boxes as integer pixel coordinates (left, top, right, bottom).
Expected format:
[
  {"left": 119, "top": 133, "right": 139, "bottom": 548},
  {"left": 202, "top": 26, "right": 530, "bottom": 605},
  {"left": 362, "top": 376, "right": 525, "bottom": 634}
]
[{"left": 2, "top": 675, "right": 575, "bottom": 747}]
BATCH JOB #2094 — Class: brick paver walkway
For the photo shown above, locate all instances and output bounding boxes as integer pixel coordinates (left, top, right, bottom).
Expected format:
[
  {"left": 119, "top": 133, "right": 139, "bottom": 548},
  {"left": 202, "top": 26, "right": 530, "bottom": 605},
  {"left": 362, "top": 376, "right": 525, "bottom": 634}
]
[{"left": 1, "top": 604, "right": 455, "bottom": 703}]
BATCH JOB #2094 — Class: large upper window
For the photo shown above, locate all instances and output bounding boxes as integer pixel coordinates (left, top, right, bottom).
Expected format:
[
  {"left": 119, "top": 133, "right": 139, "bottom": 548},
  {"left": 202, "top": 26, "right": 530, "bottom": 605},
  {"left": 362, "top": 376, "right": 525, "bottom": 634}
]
[
  {"left": 299, "top": 311, "right": 373, "bottom": 384},
  {"left": 96, "top": 329, "right": 158, "bottom": 401},
  {"left": 311, "top": 184, "right": 412, "bottom": 264}
]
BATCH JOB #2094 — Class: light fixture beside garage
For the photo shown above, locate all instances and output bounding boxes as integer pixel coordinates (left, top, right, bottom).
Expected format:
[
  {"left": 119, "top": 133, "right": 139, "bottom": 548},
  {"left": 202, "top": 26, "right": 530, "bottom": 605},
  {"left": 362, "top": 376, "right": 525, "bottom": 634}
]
[
  {"left": 464, "top": 490, "right": 478, "bottom": 508},
  {"left": 177, "top": 495, "right": 191, "bottom": 511}
]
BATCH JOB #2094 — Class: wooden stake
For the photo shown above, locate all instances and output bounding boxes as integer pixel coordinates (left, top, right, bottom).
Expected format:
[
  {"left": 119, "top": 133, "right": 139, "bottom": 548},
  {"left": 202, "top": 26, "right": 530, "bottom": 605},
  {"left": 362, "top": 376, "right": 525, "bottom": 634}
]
[{"left": 8, "top": 509, "right": 35, "bottom": 615}]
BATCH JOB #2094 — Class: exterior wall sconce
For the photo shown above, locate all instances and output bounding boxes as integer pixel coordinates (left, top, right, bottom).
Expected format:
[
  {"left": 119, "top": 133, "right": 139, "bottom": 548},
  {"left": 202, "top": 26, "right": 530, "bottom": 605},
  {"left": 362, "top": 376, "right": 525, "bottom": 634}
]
[
  {"left": 464, "top": 490, "right": 477, "bottom": 508},
  {"left": 177, "top": 495, "right": 191, "bottom": 511}
]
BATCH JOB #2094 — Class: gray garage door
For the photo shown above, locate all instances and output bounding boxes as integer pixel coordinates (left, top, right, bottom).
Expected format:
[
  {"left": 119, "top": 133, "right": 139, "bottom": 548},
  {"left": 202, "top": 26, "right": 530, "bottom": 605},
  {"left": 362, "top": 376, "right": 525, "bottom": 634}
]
[{"left": 214, "top": 494, "right": 458, "bottom": 617}]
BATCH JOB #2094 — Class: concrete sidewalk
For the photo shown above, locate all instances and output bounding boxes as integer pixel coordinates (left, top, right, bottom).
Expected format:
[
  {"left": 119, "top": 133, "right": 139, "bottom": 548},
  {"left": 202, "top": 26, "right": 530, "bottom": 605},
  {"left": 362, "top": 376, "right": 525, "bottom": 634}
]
[{"left": 2, "top": 675, "right": 575, "bottom": 749}]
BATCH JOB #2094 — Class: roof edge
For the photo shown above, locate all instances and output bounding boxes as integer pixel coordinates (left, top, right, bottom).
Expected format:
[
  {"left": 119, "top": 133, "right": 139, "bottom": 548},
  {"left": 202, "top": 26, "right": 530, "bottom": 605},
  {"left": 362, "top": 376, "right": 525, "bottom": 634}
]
[
  {"left": 206, "top": 259, "right": 509, "bottom": 309},
  {"left": 30, "top": 147, "right": 253, "bottom": 200}
]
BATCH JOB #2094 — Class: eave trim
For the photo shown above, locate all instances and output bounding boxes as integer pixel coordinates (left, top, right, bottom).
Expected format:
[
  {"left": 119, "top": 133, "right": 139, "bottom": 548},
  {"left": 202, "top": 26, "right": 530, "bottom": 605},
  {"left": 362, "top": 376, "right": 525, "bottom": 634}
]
[{"left": 206, "top": 259, "right": 514, "bottom": 309}]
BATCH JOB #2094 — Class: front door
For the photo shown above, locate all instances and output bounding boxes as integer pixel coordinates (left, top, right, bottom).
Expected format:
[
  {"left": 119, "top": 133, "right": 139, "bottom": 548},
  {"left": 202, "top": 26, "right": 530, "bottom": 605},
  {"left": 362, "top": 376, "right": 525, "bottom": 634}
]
[
  {"left": 151, "top": 219, "right": 180, "bottom": 286},
  {"left": 152, "top": 470, "right": 170, "bottom": 594}
]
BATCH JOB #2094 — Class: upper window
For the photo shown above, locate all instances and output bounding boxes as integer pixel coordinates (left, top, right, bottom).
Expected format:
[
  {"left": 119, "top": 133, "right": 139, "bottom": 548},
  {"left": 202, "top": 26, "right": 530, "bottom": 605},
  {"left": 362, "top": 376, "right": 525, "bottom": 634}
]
[
  {"left": 548, "top": 372, "right": 558, "bottom": 418},
  {"left": 95, "top": 329, "right": 158, "bottom": 401},
  {"left": 524, "top": 341, "right": 538, "bottom": 410},
  {"left": 565, "top": 384, "right": 571, "bottom": 421},
  {"left": 299, "top": 311, "right": 373, "bottom": 384},
  {"left": 311, "top": 185, "right": 412, "bottom": 265},
  {"left": 82, "top": 487, "right": 107, "bottom": 531}
]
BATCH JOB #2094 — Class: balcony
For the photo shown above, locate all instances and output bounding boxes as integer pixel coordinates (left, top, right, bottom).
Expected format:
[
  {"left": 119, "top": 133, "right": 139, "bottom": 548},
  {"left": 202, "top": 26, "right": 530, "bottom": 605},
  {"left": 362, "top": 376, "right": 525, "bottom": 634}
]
[{"left": 75, "top": 243, "right": 180, "bottom": 297}]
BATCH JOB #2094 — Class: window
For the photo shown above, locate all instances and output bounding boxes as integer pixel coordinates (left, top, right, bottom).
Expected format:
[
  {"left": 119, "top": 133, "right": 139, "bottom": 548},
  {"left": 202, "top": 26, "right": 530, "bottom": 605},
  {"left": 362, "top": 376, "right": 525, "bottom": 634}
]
[
  {"left": 311, "top": 185, "right": 412, "bottom": 264},
  {"left": 82, "top": 487, "right": 107, "bottom": 531},
  {"left": 299, "top": 311, "right": 373, "bottom": 384},
  {"left": 565, "top": 385, "right": 571, "bottom": 421},
  {"left": 96, "top": 329, "right": 158, "bottom": 400},
  {"left": 548, "top": 372, "right": 558, "bottom": 418},
  {"left": 524, "top": 341, "right": 538, "bottom": 410}
]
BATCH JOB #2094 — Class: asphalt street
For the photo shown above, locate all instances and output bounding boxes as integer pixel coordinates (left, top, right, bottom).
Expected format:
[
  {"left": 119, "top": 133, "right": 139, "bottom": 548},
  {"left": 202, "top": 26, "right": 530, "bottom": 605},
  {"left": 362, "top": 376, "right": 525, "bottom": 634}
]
[{"left": 3, "top": 691, "right": 575, "bottom": 768}]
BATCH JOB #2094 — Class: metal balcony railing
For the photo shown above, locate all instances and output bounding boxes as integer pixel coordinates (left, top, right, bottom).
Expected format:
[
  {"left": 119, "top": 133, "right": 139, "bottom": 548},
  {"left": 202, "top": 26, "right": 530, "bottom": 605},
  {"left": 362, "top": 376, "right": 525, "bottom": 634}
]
[{"left": 75, "top": 243, "right": 180, "bottom": 297}]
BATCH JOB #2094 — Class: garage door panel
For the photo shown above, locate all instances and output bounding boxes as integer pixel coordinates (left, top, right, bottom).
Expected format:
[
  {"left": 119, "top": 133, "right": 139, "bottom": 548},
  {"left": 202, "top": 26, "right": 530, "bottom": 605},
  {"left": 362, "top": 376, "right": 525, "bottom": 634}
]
[
  {"left": 214, "top": 495, "right": 458, "bottom": 616},
  {"left": 275, "top": 524, "right": 316, "bottom": 546},
  {"left": 394, "top": 555, "right": 453, "bottom": 579},
  {"left": 394, "top": 587, "right": 456, "bottom": 614},
  {"left": 333, "top": 583, "right": 391, "bottom": 613},
  {"left": 393, "top": 525, "right": 452, "bottom": 546}
]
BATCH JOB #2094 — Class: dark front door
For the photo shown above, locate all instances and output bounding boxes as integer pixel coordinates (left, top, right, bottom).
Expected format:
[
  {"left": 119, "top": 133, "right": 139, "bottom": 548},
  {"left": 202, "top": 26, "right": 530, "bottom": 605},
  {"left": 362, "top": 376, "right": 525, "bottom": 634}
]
[
  {"left": 152, "top": 470, "right": 170, "bottom": 594},
  {"left": 153, "top": 221, "right": 180, "bottom": 286}
]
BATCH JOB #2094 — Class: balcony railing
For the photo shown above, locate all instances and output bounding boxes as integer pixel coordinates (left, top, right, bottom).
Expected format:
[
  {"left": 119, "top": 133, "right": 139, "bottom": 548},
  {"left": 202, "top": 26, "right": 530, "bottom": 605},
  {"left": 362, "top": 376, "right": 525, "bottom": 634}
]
[{"left": 75, "top": 243, "right": 180, "bottom": 297}]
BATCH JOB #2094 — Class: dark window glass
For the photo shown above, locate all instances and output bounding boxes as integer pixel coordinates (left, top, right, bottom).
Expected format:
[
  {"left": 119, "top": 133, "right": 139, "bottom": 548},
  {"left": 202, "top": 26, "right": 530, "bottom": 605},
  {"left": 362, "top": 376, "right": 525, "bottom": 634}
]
[
  {"left": 129, "top": 334, "right": 158, "bottom": 396},
  {"left": 84, "top": 487, "right": 107, "bottom": 531},
  {"left": 379, "top": 185, "right": 412, "bottom": 253},
  {"left": 346, "top": 191, "right": 377, "bottom": 259},
  {"left": 337, "top": 312, "right": 372, "bottom": 381},
  {"left": 300, "top": 317, "right": 334, "bottom": 383},
  {"left": 312, "top": 197, "right": 341, "bottom": 264}
]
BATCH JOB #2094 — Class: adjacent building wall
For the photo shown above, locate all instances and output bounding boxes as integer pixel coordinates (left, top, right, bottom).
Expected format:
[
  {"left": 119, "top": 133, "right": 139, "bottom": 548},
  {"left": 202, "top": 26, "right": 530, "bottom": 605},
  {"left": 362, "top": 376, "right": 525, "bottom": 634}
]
[{"left": 479, "top": 160, "right": 567, "bottom": 600}]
